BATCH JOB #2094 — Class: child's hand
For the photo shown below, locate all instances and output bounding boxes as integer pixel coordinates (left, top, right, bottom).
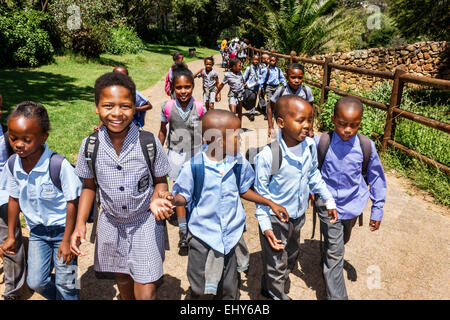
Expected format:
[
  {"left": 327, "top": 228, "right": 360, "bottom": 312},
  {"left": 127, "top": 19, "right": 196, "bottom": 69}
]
[
  {"left": 216, "top": 93, "right": 221, "bottom": 102},
  {"left": 263, "top": 229, "right": 284, "bottom": 251},
  {"left": 269, "top": 201, "right": 289, "bottom": 223},
  {"left": 369, "top": 219, "right": 381, "bottom": 231},
  {"left": 328, "top": 209, "right": 338, "bottom": 224},
  {"left": 150, "top": 198, "right": 174, "bottom": 221},
  {"left": 58, "top": 240, "right": 74, "bottom": 265},
  {"left": 308, "top": 194, "right": 315, "bottom": 207},
  {"left": 158, "top": 191, "right": 174, "bottom": 201},
  {"left": 70, "top": 224, "right": 87, "bottom": 257},
  {"left": 0, "top": 237, "right": 16, "bottom": 260},
  {"left": 268, "top": 127, "right": 275, "bottom": 138}
]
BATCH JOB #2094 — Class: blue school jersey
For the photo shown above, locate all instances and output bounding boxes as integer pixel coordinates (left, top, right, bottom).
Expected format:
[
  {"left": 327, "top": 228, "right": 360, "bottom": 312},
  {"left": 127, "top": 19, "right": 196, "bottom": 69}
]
[
  {"left": 6, "top": 144, "right": 82, "bottom": 229},
  {"left": 172, "top": 152, "right": 254, "bottom": 254},
  {"left": 132, "top": 90, "right": 149, "bottom": 127}
]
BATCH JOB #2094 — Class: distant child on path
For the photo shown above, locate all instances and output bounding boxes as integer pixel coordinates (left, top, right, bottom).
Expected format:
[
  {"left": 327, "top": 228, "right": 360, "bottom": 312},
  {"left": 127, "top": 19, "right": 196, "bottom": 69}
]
[
  {"left": 314, "top": 96, "right": 386, "bottom": 300},
  {"left": 153, "top": 109, "right": 289, "bottom": 300},
  {"left": 254, "top": 95, "right": 336, "bottom": 300},
  {"left": 267, "top": 63, "right": 314, "bottom": 137},
  {"left": 158, "top": 63, "right": 206, "bottom": 250},
  {"left": 216, "top": 58, "right": 245, "bottom": 124},
  {"left": 1, "top": 101, "right": 82, "bottom": 300},
  {"left": 165, "top": 52, "right": 185, "bottom": 98},
  {"left": 242, "top": 54, "right": 261, "bottom": 122},
  {"left": 194, "top": 56, "right": 220, "bottom": 111},
  {"left": 94, "top": 66, "right": 153, "bottom": 131},
  {"left": 71, "top": 72, "right": 170, "bottom": 300},
  {"left": 257, "top": 53, "right": 271, "bottom": 119}
]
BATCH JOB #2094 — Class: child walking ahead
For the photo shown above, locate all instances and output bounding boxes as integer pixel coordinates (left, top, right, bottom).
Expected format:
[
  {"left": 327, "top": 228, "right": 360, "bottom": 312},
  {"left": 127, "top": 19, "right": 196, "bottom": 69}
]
[
  {"left": 153, "top": 109, "right": 289, "bottom": 300},
  {"left": 1, "top": 101, "right": 82, "bottom": 300},
  {"left": 216, "top": 58, "right": 245, "bottom": 124},
  {"left": 253, "top": 95, "right": 336, "bottom": 300},
  {"left": 313, "top": 96, "right": 386, "bottom": 300},
  {"left": 158, "top": 63, "right": 206, "bottom": 251},
  {"left": 70, "top": 72, "right": 170, "bottom": 300},
  {"left": 193, "top": 56, "right": 219, "bottom": 111}
]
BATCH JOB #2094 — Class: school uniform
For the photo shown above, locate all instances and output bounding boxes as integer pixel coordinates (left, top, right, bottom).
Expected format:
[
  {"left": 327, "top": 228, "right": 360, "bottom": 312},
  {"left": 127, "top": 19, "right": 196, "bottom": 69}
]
[
  {"left": 0, "top": 130, "right": 26, "bottom": 300},
  {"left": 160, "top": 97, "right": 206, "bottom": 181},
  {"left": 257, "top": 63, "right": 269, "bottom": 112},
  {"left": 196, "top": 69, "right": 218, "bottom": 103},
  {"left": 222, "top": 71, "right": 245, "bottom": 106},
  {"left": 243, "top": 64, "right": 260, "bottom": 116},
  {"left": 314, "top": 131, "right": 386, "bottom": 300},
  {"left": 258, "top": 66, "right": 287, "bottom": 105},
  {"left": 254, "top": 131, "right": 335, "bottom": 300},
  {"left": 6, "top": 144, "right": 82, "bottom": 300},
  {"left": 270, "top": 84, "right": 314, "bottom": 104},
  {"left": 75, "top": 124, "right": 170, "bottom": 284},
  {"left": 172, "top": 152, "right": 255, "bottom": 299},
  {"left": 132, "top": 90, "right": 149, "bottom": 128}
]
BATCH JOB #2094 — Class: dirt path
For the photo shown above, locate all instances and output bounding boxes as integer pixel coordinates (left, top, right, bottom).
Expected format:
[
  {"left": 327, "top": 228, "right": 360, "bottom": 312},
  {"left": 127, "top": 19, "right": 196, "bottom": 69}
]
[{"left": 1, "top": 54, "right": 449, "bottom": 300}]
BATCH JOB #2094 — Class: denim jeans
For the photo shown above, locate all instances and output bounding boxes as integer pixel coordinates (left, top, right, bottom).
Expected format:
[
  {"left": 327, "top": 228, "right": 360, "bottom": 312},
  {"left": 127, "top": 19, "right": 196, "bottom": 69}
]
[{"left": 27, "top": 224, "right": 79, "bottom": 300}]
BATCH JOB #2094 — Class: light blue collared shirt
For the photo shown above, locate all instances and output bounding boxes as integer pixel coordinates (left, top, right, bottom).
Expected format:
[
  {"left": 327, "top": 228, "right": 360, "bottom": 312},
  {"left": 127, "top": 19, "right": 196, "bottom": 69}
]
[
  {"left": 172, "top": 152, "right": 255, "bottom": 254},
  {"left": 132, "top": 89, "right": 149, "bottom": 127},
  {"left": 6, "top": 144, "right": 82, "bottom": 229},
  {"left": 314, "top": 131, "right": 387, "bottom": 221},
  {"left": 0, "top": 130, "right": 10, "bottom": 205},
  {"left": 243, "top": 64, "right": 260, "bottom": 90},
  {"left": 254, "top": 133, "right": 333, "bottom": 233},
  {"left": 258, "top": 66, "right": 287, "bottom": 90}
]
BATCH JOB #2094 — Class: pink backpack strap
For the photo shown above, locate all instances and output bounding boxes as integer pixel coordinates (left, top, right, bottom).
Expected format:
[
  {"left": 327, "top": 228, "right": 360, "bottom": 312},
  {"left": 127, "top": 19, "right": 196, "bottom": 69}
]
[
  {"left": 163, "top": 99, "right": 176, "bottom": 121},
  {"left": 193, "top": 99, "right": 205, "bottom": 118}
]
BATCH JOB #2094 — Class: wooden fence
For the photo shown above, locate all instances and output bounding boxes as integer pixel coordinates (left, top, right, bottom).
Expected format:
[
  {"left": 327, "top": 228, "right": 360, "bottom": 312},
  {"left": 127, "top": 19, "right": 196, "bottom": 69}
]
[{"left": 245, "top": 45, "right": 450, "bottom": 175}]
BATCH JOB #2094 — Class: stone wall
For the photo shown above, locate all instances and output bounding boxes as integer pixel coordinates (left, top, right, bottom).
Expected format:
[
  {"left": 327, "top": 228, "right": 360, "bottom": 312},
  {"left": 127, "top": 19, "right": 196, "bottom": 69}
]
[{"left": 303, "top": 41, "right": 449, "bottom": 92}]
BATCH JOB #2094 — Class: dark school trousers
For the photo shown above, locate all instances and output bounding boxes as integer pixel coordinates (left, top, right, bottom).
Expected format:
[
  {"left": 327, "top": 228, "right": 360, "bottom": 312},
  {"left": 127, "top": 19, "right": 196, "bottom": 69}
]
[
  {"left": 259, "top": 214, "right": 306, "bottom": 300},
  {"left": 0, "top": 203, "right": 27, "bottom": 299},
  {"left": 315, "top": 195, "right": 357, "bottom": 300},
  {"left": 187, "top": 234, "right": 240, "bottom": 300}
]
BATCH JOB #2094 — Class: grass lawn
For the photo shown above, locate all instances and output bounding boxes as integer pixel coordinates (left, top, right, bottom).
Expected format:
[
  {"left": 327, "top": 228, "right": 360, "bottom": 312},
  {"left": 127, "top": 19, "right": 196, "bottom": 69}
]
[{"left": 0, "top": 43, "right": 218, "bottom": 163}]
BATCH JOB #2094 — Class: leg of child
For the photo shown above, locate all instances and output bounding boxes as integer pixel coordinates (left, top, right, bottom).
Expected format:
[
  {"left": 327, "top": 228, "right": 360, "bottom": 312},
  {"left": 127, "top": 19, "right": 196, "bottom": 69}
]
[
  {"left": 284, "top": 215, "right": 305, "bottom": 293},
  {"left": 115, "top": 273, "right": 136, "bottom": 300},
  {"left": 53, "top": 243, "right": 79, "bottom": 300},
  {"left": 0, "top": 203, "right": 26, "bottom": 300},
  {"left": 235, "top": 235, "right": 249, "bottom": 273},
  {"left": 215, "top": 247, "right": 240, "bottom": 300},
  {"left": 176, "top": 205, "right": 188, "bottom": 249},
  {"left": 134, "top": 281, "right": 157, "bottom": 300},
  {"left": 236, "top": 101, "right": 243, "bottom": 124},
  {"left": 315, "top": 195, "right": 348, "bottom": 300}
]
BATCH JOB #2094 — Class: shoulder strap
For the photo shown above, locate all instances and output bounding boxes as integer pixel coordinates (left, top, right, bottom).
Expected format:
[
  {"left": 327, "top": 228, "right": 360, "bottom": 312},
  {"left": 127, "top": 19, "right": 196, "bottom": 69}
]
[
  {"left": 7, "top": 153, "right": 17, "bottom": 176},
  {"left": 268, "top": 140, "right": 283, "bottom": 180},
  {"left": 139, "top": 130, "right": 157, "bottom": 178},
  {"left": 49, "top": 153, "right": 66, "bottom": 191},
  {"left": 232, "top": 162, "right": 242, "bottom": 192},
  {"left": 302, "top": 85, "right": 308, "bottom": 98},
  {"left": 317, "top": 131, "right": 333, "bottom": 171},
  {"left": 278, "top": 68, "right": 281, "bottom": 80},
  {"left": 279, "top": 86, "right": 286, "bottom": 97},
  {"left": 244, "top": 67, "right": 250, "bottom": 83},
  {"left": 163, "top": 99, "right": 176, "bottom": 121},
  {"left": 263, "top": 67, "right": 270, "bottom": 86},
  {"left": 357, "top": 133, "right": 372, "bottom": 182},
  {"left": 190, "top": 153, "right": 205, "bottom": 209},
  {"left": 193, "top": 99, "right": 205, "bottom": 118},
  {"left": 84, "top": 131, "right": 100, "bottom": 182}
]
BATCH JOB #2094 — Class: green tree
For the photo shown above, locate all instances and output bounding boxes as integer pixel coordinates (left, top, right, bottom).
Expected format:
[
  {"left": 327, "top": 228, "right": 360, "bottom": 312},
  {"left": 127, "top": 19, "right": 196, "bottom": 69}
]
[
  {"left": 243, "top": 0, "right": 352, "bottom": 55},
  {"left": 388, "top": 0, "right": 449, "bottom": 41}
]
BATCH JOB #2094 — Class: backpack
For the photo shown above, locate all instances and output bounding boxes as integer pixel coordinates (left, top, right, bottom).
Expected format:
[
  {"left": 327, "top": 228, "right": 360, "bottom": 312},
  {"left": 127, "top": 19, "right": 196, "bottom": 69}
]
[
  {"left": 311, "top": 131, "right": 373, "bottom": 243},
  {"left": 164, "top": 69, "right": 172, "bottom": 96},
  {"left": 84, "top": 128, "right": 158, "bottom": 243},
  {"left": 163, "top": 98, "right": 205, "bottom": 121},
  {"left": 188, "top": 152, "right": 242, "bottom": 222}
]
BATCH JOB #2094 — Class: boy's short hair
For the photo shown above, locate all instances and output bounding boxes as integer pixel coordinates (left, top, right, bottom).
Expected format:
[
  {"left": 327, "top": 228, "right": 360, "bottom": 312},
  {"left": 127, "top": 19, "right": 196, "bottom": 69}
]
[
  {"left": 9, "top": 101, "right": 50, "bottom": 133},
  {"left": 274, "top": 95, "right": 310, "bottom": 120},
  {"left": 229, "top": 57, "right": 240, "bottom": 69},
  {"left": 113, "top": 65, "right": 129, "bottom": 75},
  {"left": 270, "top": 55, "right": 278, "bottom": 61},
  {"left": 286, "top": 63, "right": 304, "bottom": 75},
  {"left": 333, "top": 96, "right": 364, "bottom": 116},
  {"left": 204, "top": 56, "right": 214, "bottom": 64},
  {"left": 94, "top": 72, "right": 136, "bottom": 106},
  {"left": 172, "top": 52, "right": 183, "bottom": 61}
]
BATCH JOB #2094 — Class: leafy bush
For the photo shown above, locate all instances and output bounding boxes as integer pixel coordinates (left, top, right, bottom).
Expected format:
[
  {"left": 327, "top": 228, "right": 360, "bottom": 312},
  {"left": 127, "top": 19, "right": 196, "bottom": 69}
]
[
  {"left": 0, "top": 8, "right": 55, "bottom": 67},
  {"left": 105, "top": 26, "right": 145, "bottom": 55}
]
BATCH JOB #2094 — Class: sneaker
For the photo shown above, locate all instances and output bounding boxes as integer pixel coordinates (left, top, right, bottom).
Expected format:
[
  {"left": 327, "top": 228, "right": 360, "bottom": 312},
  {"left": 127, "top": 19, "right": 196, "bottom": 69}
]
[{"left": 248, "top": 114, "right": 255, "bottom": 121}]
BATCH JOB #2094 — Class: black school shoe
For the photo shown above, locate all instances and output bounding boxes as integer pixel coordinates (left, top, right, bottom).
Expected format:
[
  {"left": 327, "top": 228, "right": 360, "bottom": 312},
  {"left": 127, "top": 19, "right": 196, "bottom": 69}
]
[
  {"left": 178, "top": 232, "right": 188, "bottom": 249},
  {"left": 248, "top": 114, "right": 255, "bottom": 121}
]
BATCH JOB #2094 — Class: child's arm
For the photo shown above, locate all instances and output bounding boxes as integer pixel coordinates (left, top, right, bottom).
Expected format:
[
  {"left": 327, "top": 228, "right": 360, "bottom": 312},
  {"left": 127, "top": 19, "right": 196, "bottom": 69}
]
[
  {"left": 158, "top": 121, "right": 168, "bottom": 146},
  {"left": 58, "top": 199, "right": 77, "bottom": 264},
  {"left": 150, "top": 176, "right": 174, "bottom": 221},
  {"left": 279, "top": 68, "right": 287, "bottom": 87},
  {"left": 215, "top": 76, "right": 221, "bottom": 102},
  {"left": 0, "top": 197, "right": 20, "bottom": 259},
  {"left": 216, "top": 82, "right": 225, "bottom": 95},
  {"left": 241, "top": 189, "right": 288, "bottom": 222},
  {"left": 135, "top": 100, "right": 153, "bottom": 112},
  {"left": 366, "top": 143, "right": 387, "bottom": 231},
  {"left": 70, "top": 178, "right": 96, "bottom": 256},
  {"left": 267, "top": 100, "right": 275, "bottom": 137},
  {"left": 193, "top": 68, "right": 204, "bottom": 78}
]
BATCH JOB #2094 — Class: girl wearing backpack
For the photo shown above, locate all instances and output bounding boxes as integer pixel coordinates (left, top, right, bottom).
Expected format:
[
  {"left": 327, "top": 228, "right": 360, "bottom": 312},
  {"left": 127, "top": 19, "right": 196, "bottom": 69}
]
[
  {"left": 158, "top": 63, "right": 206, "bottom": 251},
  {"left": 0, "top": 101, "right": 82, "bottom": 300},
  {"left": 165, "top": 52, "right": 185, "bottom": 98}
]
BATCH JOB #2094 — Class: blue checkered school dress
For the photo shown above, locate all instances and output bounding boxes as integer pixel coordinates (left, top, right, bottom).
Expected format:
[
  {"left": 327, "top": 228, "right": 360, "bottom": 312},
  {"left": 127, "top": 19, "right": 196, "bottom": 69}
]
[{"left": 75, "top": 125, "right": 170, "bottom": 284}]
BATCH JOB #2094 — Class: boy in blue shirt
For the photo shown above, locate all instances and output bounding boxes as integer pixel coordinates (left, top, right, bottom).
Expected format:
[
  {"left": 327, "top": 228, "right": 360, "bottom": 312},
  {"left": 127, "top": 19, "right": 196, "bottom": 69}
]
[
  {"left": 314, "top": 96, "right": 387, "bottom": 300},
  {"left": 254, "top": 95, "right": 337, "bottom": 300},
  {"left": 153, "top": 109, "right": 289, "bottom": 300}
]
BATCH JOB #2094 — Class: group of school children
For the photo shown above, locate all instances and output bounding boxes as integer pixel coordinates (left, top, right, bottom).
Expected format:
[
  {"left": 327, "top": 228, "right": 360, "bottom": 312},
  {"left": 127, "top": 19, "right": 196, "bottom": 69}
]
[{"left": 0, "top": 48, "right": 386, "bottom": 301}]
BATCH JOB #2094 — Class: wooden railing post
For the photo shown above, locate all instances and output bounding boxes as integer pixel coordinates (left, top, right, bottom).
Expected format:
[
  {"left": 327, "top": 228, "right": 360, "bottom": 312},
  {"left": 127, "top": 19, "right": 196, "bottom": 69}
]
[
  {"left": 320, "top": 56, "right": 332, "bottom": 106},
  {"left": 290, "top": 51, "right": 296, "bottom": 65},
  {"left": 382, "top": 67, "right": 406, "bottom": 152}
]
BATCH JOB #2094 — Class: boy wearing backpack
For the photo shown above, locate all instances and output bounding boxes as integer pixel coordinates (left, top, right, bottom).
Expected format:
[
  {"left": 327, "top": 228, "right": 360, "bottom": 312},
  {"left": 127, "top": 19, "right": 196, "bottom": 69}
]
[
  {"left": 252, "top": 95, "right": 336, "bottom": 300},
  {"left": 258, "top": 55, "right": 287, "bottom": 120},
  {"left": 314, "top": 96, "right": 386, "bottom": 300},
  {"left": 153, "top": 109, "right": 289, "bottom": 300}
]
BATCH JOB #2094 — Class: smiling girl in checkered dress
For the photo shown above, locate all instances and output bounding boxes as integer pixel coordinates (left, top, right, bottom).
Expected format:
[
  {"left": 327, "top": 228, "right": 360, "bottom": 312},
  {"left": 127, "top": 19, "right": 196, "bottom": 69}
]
[{"left": 70, "top": 72, "right": 171, "bottom": 300}]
